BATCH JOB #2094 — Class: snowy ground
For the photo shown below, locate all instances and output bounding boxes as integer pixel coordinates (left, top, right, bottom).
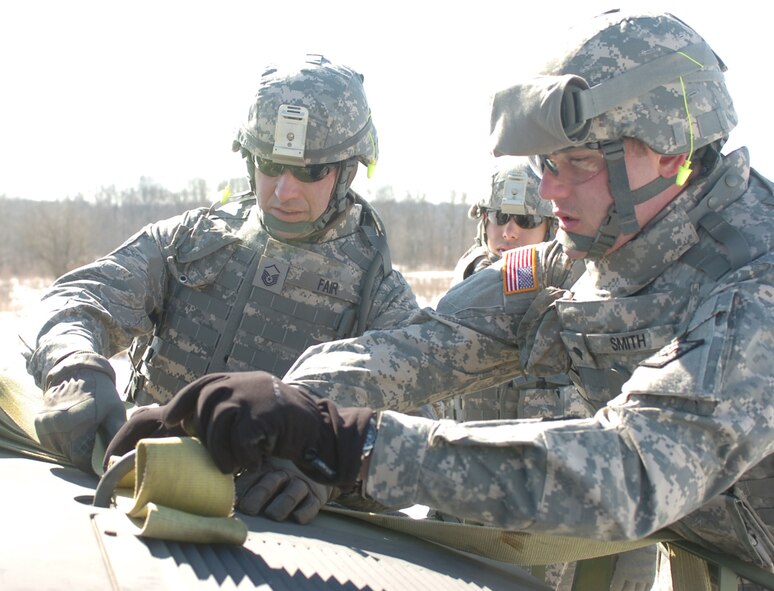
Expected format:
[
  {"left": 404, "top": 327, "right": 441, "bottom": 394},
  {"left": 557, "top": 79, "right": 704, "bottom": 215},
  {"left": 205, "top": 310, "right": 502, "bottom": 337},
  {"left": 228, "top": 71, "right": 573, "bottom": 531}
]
[
  {"left": 0, "top": 277, "right": 49, "bottom": 389},
  {"left": 399, "top": 269, "right": 453, "bottom": 308}
]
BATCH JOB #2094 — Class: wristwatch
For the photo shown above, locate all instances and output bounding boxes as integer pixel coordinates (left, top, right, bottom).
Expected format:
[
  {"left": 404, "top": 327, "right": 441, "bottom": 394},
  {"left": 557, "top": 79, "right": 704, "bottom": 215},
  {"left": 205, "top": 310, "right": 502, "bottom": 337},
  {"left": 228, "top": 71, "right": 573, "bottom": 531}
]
[{"left": 360, "top": 415, "right": 377, "bottom": 462}]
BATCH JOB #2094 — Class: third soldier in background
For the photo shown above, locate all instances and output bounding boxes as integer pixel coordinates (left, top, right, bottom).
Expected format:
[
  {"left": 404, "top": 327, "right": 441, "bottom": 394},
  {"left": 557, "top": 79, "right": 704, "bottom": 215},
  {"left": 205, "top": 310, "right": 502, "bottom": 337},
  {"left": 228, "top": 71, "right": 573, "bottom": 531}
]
[
  {"left": 107, "top": 10, "right": 774, "bottom": 590},
  {"left": 443, "top": 158, "right": 652, "bottom": 590},
  {"left": 443, "top": 156, "right": 590, "bottom": 423}
]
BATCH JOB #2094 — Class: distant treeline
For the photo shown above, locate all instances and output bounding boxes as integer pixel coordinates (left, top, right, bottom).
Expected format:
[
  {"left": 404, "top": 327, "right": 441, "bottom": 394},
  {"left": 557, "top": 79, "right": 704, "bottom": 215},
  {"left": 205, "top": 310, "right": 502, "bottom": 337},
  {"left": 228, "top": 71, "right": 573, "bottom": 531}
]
[{"left": 0, "top": 178, "right": 477, "bottom": 280}]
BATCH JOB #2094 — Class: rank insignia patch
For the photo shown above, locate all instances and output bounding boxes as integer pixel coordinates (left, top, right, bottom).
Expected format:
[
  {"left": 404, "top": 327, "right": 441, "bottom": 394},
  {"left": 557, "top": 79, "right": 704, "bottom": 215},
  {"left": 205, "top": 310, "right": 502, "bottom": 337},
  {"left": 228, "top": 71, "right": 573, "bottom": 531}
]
[
  {"left": 503, "top": 246, "right": 538, "bottom": 295},
  {"left": 255, "top": 255, "right": 288, "bottom": 295}
]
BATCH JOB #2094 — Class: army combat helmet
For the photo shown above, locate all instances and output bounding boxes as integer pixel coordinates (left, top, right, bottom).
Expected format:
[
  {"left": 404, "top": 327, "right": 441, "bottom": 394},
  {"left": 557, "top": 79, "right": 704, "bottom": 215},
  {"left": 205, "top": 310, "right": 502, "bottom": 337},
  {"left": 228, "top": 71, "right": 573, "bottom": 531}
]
[
  {"left": 490, "top": 10, "right": 737, "bottom": 259},
  {"left": 468, "top": 157, "right": 555, "bottom": 250},
  {"left": 233, "top": 54, "right": 378, "bottom": 237}
]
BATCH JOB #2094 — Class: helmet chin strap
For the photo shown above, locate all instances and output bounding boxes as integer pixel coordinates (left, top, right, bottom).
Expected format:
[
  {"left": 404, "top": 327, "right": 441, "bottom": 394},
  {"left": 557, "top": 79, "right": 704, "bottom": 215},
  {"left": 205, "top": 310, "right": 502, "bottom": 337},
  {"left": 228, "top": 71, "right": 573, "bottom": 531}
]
[
  {"left": 559, "top": 140, "right": 676, "bottom": 260},
  {"left": 257, "top": 159, "right": 358, "bottom": 240}
]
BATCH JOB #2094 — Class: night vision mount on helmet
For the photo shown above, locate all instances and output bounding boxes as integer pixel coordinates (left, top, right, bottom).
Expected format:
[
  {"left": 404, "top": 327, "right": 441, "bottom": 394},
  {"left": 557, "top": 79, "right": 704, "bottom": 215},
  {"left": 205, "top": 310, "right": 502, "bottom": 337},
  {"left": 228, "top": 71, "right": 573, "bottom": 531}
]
[
  {"left": 233, "top": 54, "right": 379, "bottom": 238},
  {"left": 469, "top": 157, "right": 555, "bottom": 248}
]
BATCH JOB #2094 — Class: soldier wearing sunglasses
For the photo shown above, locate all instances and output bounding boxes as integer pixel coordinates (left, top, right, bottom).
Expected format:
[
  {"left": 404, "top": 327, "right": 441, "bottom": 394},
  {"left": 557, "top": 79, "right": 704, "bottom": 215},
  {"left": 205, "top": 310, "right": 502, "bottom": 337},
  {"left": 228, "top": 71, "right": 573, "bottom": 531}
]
[
  {"left": 454, "top": 157, "right": 555, "bottom": 281},
  {"left": 109, "top": 10, "right": 774, "bottom": 590},
  {"left": 442, "top": 158, "right": 588, "bottom": 426},
  {"left": 25, "top": 55, "right": 419, "bottom": 524}
]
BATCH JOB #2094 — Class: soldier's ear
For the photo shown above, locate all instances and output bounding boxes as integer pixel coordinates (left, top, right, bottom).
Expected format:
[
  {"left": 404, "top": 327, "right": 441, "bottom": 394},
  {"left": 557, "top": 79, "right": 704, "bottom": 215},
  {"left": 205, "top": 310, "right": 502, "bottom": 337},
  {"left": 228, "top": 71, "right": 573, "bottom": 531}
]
[{"left": 658, "top": 153, "right": 689, "bottom": 179}]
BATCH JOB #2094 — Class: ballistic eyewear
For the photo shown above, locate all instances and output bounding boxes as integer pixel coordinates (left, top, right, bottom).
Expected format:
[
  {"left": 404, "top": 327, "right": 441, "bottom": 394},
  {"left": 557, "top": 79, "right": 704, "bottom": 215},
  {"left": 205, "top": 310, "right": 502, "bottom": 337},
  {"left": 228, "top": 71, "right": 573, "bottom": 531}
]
[
  {"left": 528, "top": 146, "right": 606, "bottom": 186},
  {"left": 254, "top": 156, "right": 336, "bottom": 183},
  {"left": 486, "top": 210, "right": 545, "bottom": 229}
]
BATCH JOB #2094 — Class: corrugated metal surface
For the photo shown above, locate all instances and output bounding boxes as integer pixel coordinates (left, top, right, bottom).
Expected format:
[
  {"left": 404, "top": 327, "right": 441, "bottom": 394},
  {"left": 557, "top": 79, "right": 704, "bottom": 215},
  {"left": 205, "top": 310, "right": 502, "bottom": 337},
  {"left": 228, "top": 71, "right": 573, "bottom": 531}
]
[
  {"left": 94, "top": 509, "right": 550, "bottom": 590},
  {"left": 0, "top": 450, "right": 548, "bottom": 591}
]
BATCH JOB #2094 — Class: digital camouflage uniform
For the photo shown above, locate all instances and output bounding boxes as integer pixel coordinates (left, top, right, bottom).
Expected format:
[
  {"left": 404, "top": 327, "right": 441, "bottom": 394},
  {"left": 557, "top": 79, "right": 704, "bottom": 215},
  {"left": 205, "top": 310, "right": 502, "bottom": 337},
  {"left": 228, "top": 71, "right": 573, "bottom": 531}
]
[
  {"left": 24, "top": 192, "right": 418, "bottom": 404},
  {"left": 24, "top": 56, "right": 419, "bottom": 473},
  {"left": 284, "top": 11, "right": 774, "bottom": 587},
  {"left": 443, "top": 157, "right": 590, "bottom": 424},
  {"left": 439, "top": 161, "right": 601, "bottom": 589},
  {"left": 288, "top": 145, "right": 774, "bottom": 583}
]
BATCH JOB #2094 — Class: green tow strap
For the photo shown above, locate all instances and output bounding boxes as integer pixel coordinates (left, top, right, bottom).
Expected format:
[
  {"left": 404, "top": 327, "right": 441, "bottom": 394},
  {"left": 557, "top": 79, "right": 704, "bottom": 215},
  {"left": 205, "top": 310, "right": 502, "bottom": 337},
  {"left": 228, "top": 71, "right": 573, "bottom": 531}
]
[{"left": 323, "top": 505, "right": 674, "bottom": 565}]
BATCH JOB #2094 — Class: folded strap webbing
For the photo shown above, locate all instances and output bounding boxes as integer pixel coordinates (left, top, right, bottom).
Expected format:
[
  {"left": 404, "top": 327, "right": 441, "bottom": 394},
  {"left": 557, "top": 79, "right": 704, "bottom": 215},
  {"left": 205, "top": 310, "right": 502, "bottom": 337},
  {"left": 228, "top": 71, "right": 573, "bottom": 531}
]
[
  {"left": 0, "top": 375, "right": 246, "bottom": 544},
  {"left": 104, "top": 437, "right": 248, "bottom": 545}
]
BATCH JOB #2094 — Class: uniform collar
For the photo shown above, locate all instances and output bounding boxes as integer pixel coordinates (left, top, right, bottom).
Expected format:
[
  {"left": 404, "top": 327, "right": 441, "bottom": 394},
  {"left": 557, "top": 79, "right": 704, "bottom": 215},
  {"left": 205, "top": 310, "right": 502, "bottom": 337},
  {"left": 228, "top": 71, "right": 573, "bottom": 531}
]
[
  {"left": 575, "top": 149, "right": 750, "bottom": 296},
  {"left": 254, "top": 200, "right": 361, "bottom": 244}
]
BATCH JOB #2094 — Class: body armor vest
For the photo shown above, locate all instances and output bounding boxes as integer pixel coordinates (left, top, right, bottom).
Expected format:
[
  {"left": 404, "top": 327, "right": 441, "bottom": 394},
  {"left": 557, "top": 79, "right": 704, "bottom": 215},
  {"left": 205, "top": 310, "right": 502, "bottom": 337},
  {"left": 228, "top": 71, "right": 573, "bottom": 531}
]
[
  {"left": 555, "top": 286, "right": 696, "bottom": 406},
  {"left": 451, "top": 246, "right": 492, "bottom": 286},
  {"left": 556, "top": 161, "right": 757, "bottom": 408},
  {"left": 550, "top": 159, "right": 774, "bottom": 568},
  {"left": 127, "top": 200, "right": 387, "bottom": 405}
]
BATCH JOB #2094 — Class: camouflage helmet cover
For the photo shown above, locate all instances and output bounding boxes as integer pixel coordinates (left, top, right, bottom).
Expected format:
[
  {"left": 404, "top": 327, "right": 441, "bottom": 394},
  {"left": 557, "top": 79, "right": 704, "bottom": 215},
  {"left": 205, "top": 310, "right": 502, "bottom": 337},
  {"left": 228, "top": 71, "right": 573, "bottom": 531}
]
[
  {"left": 491, "top": 10, "right": 737, "bottom": 157},
  {"left": 234, "top": 54, "right": 378, "bottom": 167},
  {"left": 470, "top": 156, "right": 552, "bottom": 219}
]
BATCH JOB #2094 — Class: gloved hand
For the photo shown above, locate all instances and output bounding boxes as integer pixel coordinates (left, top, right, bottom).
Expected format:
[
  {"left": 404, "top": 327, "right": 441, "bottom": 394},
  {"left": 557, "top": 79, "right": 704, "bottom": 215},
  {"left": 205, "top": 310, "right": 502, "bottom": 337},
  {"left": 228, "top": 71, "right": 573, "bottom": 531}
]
[
  {"left": 35, "top": 367, "right": 126, "bottom": 473},
  {"left": 103, "top": 404, "right": 187, "bottom": 466},
  {"left": 236, "top": 457, "right": 333, "bottom": 524},
  {"left": 160, "top": 371, "right": 374, "bottom": 487}
]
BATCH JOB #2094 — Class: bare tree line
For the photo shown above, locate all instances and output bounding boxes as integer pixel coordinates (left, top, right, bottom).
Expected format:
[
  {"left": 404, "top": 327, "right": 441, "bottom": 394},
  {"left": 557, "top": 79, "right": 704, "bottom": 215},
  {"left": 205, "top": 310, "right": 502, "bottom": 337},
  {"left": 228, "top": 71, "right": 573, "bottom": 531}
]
[{"left": 0, "top": 179, "right": 477, "bottom": 280}]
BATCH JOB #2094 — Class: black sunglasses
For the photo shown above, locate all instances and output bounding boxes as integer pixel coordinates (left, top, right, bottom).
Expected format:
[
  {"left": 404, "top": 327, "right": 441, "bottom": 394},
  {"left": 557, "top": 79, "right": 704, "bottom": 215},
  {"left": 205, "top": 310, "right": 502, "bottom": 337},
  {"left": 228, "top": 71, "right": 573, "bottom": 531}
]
[
  {"left": 487, "top": 210, "right": 545, "bottom": 229},
  {"left": 254, "top": 156, "right": 336, "bottom": 183}
]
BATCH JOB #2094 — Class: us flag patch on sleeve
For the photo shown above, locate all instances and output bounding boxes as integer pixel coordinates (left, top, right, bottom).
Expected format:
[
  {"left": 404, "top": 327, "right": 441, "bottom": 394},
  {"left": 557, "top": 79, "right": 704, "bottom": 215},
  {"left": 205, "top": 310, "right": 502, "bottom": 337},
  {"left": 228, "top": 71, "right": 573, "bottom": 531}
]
[{"left": 503, "top": 246, "right": 538, "bottom": 295}]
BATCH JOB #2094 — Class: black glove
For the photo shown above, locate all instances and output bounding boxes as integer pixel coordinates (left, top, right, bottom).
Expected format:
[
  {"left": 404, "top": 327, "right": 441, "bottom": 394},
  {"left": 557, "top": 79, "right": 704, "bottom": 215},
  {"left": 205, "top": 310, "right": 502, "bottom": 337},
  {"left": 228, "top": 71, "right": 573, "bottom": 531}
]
[
  {"left": 160, "top": 371, "right": 374, "bottom": 488},
  {"left": 35, "top": 367, "right": 126, "bottom": 473},
  {"left": 103, "top": 405, "right": 187, "bottom": 467}
]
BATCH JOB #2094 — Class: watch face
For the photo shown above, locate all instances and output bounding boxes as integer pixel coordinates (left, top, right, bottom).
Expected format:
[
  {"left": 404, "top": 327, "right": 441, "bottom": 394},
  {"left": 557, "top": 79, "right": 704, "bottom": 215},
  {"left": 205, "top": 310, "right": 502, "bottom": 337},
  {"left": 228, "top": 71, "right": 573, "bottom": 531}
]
[{"left": 361, "top": 416, "right": 377, "bottom": 458}]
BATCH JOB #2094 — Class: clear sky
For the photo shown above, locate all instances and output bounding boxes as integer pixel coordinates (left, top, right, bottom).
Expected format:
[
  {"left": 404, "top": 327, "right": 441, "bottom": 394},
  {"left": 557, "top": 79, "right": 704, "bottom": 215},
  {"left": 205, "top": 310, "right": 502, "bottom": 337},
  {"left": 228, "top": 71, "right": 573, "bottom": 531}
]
[{"left": 0, "top": 1, "right": 767, "bottom": 204}]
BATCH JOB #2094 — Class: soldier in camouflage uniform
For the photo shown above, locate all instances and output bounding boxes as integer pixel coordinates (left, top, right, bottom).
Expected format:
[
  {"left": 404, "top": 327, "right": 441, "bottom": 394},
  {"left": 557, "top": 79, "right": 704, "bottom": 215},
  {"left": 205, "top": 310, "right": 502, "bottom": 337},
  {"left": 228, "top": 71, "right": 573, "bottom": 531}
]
[
  {"left": 444, "top": 157, "right": 590, "bottom": 424},
  {"left": 23, "top": 54, "right": 419, "bottom": 522},
  {"left": 108, "top": 10, "right": 774, "bottom": 589},
  {"left": 453, "top": 157, "right": 555, "bottom": 282},
  {"left": 445, "top": 158, "right": 646, "bottom": 589}
]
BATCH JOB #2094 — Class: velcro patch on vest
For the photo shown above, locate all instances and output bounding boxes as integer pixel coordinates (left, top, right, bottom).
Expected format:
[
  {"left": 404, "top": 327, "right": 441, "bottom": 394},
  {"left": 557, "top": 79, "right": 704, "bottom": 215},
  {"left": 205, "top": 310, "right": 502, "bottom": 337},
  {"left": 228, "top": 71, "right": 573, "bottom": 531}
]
[
  {"left": 255, "top": 255, "right": 289, "bottom": 294},
  {"left": 639, "top": 339, "right": 704, "bottom": 368},
  {"left": 503, "top": 246, "right": 538, "bottom": 295}
]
